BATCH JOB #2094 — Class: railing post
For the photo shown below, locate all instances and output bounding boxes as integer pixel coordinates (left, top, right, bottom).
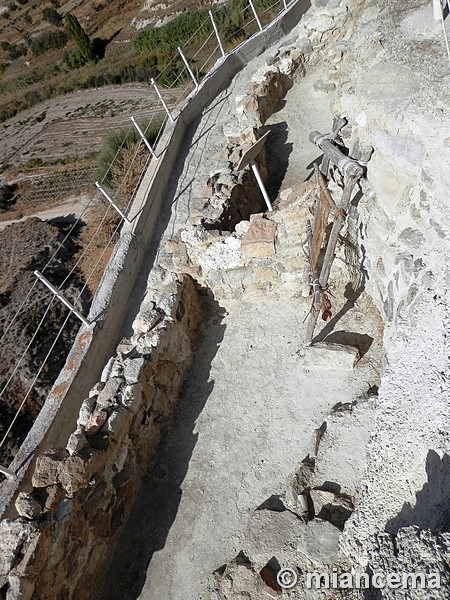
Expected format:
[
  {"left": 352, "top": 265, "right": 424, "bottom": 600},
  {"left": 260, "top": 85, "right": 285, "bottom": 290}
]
[
  {"left": 95, "top": 181, "right": 131, "bottom": 224},
  {"left": 433, "top": 0, "right": 441, "bottom": 20},
  {"left": 131, "top": 117, "right": 157, "bottom": 160},
  {"left": 248, "top": 0, "right": 263, "bottom": 32},
  {"left": 209, "top": 10, "right": 226, "bottom": 58},
  {"left": 177, "top": 46, "right": 198, "bottom": 89},
  {"left": 0, "top": 465, "right": 15, "bottom": 479},
  {"left": 151, "top": 79, "right": 174, "bottom": 123},
  {"left": 33, "top": 270, "right": 91, "bottom": 328},
  {"left": 282, "top": 0, "right": 288, "bottom": 10},
  {"left": 249, "top": 159, "right": 272, "bottom": 211}
]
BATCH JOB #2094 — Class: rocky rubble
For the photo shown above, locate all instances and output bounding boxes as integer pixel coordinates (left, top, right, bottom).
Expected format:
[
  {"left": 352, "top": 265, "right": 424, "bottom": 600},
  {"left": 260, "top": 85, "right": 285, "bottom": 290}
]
[
  {"left": 212, "top": 399, "right": 376, "bottom": 599},
  {"left": 205, "top": 0, "right": 450, "bottom": 597},
  {"left": 161, "top": 183, "right": 315, "bottom": 300}
]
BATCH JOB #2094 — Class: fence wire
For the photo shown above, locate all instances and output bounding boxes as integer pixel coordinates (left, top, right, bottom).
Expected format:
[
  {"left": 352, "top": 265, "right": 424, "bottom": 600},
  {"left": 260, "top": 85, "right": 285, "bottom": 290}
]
[{"left": 0, "top": 0, "right": 289, "bottom": 465}]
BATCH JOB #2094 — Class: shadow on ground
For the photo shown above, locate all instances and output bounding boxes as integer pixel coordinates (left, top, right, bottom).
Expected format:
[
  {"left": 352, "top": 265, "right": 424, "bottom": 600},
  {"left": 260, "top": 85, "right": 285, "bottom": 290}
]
[
  {"left": 121, "top": 91, "right": 232, "bottom": 339},
  {"left": 260, "top": 121, "right": 292, "bottom": 200},
  {"left": 102, "top": 293, "right": 226, "bottom": 600},
  {"left": 385, "top": 450, "right": 450, "bottom": 535}
]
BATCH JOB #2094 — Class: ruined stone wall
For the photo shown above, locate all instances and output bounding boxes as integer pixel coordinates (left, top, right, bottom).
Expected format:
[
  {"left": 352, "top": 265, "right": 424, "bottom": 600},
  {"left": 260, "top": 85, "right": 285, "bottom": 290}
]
[
  {"left": 324, "top": 0, "right": 450, "bottom": 591},
  {"left": 0, "top": 273, "right": 201, "bottom": 600}
]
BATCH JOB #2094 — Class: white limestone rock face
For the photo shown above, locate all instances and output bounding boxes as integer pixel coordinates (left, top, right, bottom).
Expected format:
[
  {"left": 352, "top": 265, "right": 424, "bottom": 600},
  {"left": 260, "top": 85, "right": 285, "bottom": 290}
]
[{"left": 329, "top": 0, "right": 450, "bottom": 586}]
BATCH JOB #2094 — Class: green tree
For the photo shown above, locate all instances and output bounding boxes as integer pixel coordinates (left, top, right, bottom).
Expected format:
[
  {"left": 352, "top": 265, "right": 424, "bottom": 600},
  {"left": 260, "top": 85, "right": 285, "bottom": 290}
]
[{"left": 65, "top": 13, "right": 97, "bottom": 65}]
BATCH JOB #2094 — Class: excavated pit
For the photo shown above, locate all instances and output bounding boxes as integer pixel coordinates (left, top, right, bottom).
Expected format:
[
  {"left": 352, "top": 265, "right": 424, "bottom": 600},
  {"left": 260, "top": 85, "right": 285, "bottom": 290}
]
[{"left": 101, "top": 18, "right": 387, "bottom": 600}]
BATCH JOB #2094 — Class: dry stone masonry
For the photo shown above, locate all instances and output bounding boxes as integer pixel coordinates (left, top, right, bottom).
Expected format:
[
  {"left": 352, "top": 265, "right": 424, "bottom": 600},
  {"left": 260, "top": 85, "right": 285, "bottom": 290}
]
[
  {"left": 0, "top": 0, "right": 449, "bottom": 598},
  {"left": 0, "top": 273, "right": 201, "bottom": 599}
]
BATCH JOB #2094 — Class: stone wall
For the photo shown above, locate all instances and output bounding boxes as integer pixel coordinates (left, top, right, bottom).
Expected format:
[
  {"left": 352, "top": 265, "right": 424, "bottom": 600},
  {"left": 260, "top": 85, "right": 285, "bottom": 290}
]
[
  {"left": 0, "top": 0, "right": 310, "bottom": 520},
  {"left": 324, "top": 0, "right": 450, "bottom": 593},
  {"left": 0, "top": 273, "right": 201, "bottom": 600}
]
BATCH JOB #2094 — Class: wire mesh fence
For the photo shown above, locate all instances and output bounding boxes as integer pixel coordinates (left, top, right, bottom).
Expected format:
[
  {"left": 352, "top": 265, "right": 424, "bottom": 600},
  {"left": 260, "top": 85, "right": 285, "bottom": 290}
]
[{"left": 0, "top": 0, "right": 295, "bottom": 471}]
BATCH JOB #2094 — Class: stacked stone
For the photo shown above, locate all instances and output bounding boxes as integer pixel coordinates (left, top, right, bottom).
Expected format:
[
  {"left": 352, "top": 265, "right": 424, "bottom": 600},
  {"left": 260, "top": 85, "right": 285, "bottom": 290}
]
[
  {"left": 235, "top": 46, "right": 306, "bottom": 128},
  {"left": 0, "top": 274, "right": 200, "bottom": 600},
  {"left": 160, "top": 183, "right": 316, "bottom": 301}
]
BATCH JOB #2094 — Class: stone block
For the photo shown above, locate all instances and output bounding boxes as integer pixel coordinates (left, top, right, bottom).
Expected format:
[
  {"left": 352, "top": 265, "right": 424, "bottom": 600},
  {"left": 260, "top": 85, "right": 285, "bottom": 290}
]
[
  {"left": 58, "top": 448, "right": 104, "bottom": 495},
  {"left": 241, "top": 217, "right": 277, "bottom": 258},
  {"left": 132, "top": 306, "right": 164, "bottom": 334},
  {"left": 104, "top": 407, "right": 134, "bottom": 443},
  {"left": 100, "top": 356, "right": 122, "bottom": 381},
  {"left": 77, "top": 397, "right": 96, "bottom": 428},
  {"left": 32, "top": 449, "right": 67, "bottom": 488},
  {"left": 85, "top": 410, "right": 108, "bottom": 437},
  {"left": 120, "top": 383, "right": 143, "bottom": 414},
  {"left": 66, "top": 429, "right": 88, "bottom": 456},
  {"left": 15, "top": 493, "right": 42, "bottom": 520},
  {"left": 96, "top": 377, "right": 123, "bottom": 410},
  {"left": 123, "top": 356, "right": 145, "bottom": 384},
  {"left": 302, "top": 343, "right": 360, "bottom": 369}
]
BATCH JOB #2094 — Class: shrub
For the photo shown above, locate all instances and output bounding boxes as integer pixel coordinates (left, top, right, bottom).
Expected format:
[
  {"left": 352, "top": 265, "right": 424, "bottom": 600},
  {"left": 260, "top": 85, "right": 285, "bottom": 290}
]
[
  {"left": 31, "top": 30, "right": 67, "bottom": 56},
  {"left": 97, "top": 118, "right": 163, "bottom": 184},
  {"left": 134, "top": 9, "right": 210, "bottom": 53},
  {"left": 0, "top": 183, "right": 16, "bottom": 211},
  {"left": 2, "top": 41, "right": 27, "bottom": 60},
  {"left": 42, "top": 7, "right": 62, "bottom": 27},
  {"left": 25, "top": 157, "right": 44, "bottom": 169}
]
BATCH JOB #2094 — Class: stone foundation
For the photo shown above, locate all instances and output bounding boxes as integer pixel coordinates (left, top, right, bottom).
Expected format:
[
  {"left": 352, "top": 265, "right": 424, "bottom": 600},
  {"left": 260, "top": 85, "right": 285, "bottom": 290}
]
[{"left": 0, "top": 273, "right": 201, "bottom": 600}]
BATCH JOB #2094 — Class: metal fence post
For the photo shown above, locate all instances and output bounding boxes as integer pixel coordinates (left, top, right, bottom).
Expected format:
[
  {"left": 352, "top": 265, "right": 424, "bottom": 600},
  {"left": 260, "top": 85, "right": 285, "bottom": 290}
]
[
  {"left": 209, "top": 10, "right": 226, "bottom": 58},
  {"left": 248, "top": 0, "right": 263, "bottom": 31},
  {"left": 131, "top": 117, "right": 158, "bottom": 160},
  {"left": 95, "top": 182, "right": 131, "bottom": 224},
  {"left": 151, "top": 79, "right": 174, "bottom": 123},
  {"left": 33, "top": 270, "right": 91, "bottom": 327},
  {"left": 177, "top": 46, "right": 198, "bottom": 88}
]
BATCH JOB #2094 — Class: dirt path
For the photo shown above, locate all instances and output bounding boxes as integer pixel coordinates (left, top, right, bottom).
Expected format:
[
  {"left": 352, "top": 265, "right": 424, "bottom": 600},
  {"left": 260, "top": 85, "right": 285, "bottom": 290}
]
[
  {"left": 106, "top": 288, "right": 381, "bottom": 600},
  {"left": 0, "top": 194, "right": 92, "bottom": 230}
]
